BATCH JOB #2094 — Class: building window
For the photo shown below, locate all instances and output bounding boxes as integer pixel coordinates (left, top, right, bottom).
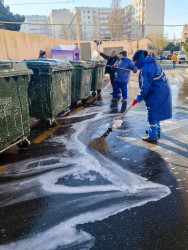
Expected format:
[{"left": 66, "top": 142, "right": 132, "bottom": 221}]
[
  {"left": 88, "top": 10, "right": 90, "bottom": 13},
  {"left": 88, "top": 16, "right": 90, "bottom": 19}
]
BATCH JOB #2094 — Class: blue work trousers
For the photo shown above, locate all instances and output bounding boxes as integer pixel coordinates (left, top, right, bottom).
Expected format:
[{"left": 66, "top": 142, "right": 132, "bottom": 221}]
[
  {"left": 113, "top": 81, "right": 128, "bottom": 99},
  {"left": 148, "top": 121, "right": 160, "bottom": 139}
]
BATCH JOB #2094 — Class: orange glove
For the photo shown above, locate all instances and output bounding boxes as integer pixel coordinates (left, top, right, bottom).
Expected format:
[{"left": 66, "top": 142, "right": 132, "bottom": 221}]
[{"left": 132, "top": 99, "right": 138, "bottom": 106}]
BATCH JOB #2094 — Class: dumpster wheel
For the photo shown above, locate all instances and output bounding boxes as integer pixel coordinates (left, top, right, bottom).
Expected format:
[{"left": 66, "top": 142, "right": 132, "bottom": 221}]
[
  {"left": 82, "top": 98, "right": 88, "bottom": 105},
  {"left": 92, "top": 91, "right": 96, "bottom": 97},
  {"left": 97, "top": 89, "right": 101, "bottom": 94},
  {"left": 17, "top": 138, "right": 31, "bottom": 149},
  {"left": 49, "top": 118, "right": 57, "bottom": 128}
]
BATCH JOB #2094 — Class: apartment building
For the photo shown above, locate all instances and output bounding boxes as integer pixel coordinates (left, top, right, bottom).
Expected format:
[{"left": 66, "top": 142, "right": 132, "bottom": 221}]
[
  {"left": 122, "top": 5, "right": 132, "bottom": 38},
  {"left": 20, "top": 15, "right": 52, "bottom": 37},
  {"left": 182, "top": 24, "right": 188, "bottom": 42},
  {"left": 72, "top": 7, "right": 112, "bottom": 40},
  {"left": 49, "top": 9, "right": 76, "bottom": 40},
  {"left": 74, "top": 1, "right": 165, "bottom": 40},
  {"left": 123, "top": 0, "right": 165, "bottom": 39},
  {"left": 19, "top": 1, "right": 165, "bottom": 40}
]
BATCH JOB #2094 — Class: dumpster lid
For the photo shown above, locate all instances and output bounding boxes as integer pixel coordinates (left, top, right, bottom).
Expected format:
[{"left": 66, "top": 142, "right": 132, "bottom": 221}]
[
  {"left": 0, "top": 60, "right": 33, "bottom": 77},
  {"left": 24, "top": 59, "right": 74, "bottom": 71},
  {"left": 69, "top": 60, "right": 94, "bottom": 69},
  {"left": 84, "top": 59, "right": 105, "bottom": 66}
]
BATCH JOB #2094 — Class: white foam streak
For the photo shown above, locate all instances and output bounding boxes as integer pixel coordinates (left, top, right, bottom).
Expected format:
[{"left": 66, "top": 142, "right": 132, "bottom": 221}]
[{"left": 1, "top": 105, "right": 171, "bottom": 249}]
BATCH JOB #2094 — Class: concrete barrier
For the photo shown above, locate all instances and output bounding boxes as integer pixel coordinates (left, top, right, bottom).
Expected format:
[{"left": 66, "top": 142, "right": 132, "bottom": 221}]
[{"left": 0, "top": 29, "right": 74, "bottom": 60}]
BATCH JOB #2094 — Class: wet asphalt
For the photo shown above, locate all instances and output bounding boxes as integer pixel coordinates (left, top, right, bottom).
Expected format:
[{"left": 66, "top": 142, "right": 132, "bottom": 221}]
[{"left": 0, "top": 60, "right": 188, "bottom": 250}]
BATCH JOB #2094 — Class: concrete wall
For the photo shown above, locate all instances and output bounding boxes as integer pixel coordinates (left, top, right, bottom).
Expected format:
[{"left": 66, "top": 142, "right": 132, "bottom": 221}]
[
  {"left": 0, "top": 29, "right": 74, "bottom": 60},
  {"left": 82, "top": 38, "right": 149, "bottom": 59}
]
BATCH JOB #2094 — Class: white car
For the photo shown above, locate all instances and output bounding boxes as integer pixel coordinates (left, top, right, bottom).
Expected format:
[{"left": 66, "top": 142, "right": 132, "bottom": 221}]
[{"left": 177, "top": 51, "right": 188, "bottom": 64}]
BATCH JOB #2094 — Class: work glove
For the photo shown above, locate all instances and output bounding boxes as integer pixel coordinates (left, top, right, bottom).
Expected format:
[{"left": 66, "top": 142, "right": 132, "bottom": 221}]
[
  {"left": 133, "top": 69, "right": 137, "bottom": 73},
  {"left": 132, "top": 99, "right": 138, "bottom": 106},
  {"left": 111, "top": 65, "right": 115, "bottom": 68}
]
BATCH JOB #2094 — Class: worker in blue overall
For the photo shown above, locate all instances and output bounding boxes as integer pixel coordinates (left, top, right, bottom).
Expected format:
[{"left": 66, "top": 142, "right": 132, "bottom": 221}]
[
  {"left": 113, "top": 51, "right": 137, "bottom": 102},
  {"left": 38, "top": 50, "right": 47, "bottom": 59},
  {"left": 132, "top": 50, "right": 172, "bottom": 143}
]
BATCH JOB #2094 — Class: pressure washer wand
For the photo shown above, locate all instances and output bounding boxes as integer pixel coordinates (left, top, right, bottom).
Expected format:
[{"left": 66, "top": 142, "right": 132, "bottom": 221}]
[
  {"left": 105, "top": 65, "right": 131, "bottom": 71},
  {"left": 96, "top": 63, "right": 131, "bottom": 71}
]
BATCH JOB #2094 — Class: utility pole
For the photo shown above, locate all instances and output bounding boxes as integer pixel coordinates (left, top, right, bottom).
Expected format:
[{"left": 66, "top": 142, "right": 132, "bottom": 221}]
[
  {"left": 76, "top": 12, "right": 81, "bottom": 51},
  {"left": 67, "top": 13, "right": 77, "bottom": 41},
  {"left": 67, "top": 29, "right": 71, "bottom": 40}
]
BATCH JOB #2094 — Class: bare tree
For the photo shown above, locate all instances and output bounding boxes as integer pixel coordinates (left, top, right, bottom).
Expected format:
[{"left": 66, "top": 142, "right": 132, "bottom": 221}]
[
  {"left": 61, "top": 25, "right": 69, "bottom": 40},
  {"left": 148, "top": 31, "right": 169, "bottom": 54},
  {"left": 184, "top": 38, "right": 188, "bottom": 56},
  {"left": 109, "top": 0, "right": 123, "bottom": 40}
]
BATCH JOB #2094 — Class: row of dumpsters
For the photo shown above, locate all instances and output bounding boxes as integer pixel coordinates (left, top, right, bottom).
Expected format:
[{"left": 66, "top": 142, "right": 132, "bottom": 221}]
[{"left": 0, "top": 59, "right": 104, "bottom": 153}]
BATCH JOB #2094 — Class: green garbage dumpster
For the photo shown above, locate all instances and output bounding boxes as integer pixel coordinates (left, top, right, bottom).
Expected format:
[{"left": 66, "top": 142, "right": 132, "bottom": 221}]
[
  {"left": 0, "top": 60, "right": 33, "bottom": 153},
  {"left": 25, "top": 59, "right": 73, "bottom": 125},
  {"left": 69, "top": 60, "right": 94, "bottom": 105},
  {"left": 84, "top": 60, "right": 104, "bottom": 96}
]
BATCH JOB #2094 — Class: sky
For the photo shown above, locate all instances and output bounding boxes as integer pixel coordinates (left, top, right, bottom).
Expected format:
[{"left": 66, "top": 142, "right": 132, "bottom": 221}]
[{"left": 4, "top": 0, "right": 188, "bottom": 39}]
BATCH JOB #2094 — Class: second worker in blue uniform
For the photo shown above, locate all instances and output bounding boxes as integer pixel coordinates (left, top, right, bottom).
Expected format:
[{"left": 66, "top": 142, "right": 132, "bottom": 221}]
[{"left": 113, "top": 51, "right": 137, "bottom": 102}]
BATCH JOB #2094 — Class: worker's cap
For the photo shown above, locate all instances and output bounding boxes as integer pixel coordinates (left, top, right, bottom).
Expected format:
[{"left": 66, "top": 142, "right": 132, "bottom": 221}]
[
  {"left": 119, "top": 51, "right": 127, "bottom": 57},
  {"left": 110, "top": 49, "right": 116, "bottom": 55},
  {"left": 132, "top": 50, "right": 148, "bottom": 61},
  {"left": 39, "top": 50, "right": 46, "bottom": 56}
]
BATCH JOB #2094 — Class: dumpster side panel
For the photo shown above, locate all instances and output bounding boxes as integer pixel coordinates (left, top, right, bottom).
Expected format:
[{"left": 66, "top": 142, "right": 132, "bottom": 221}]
[
  {"left": 96, "top": 66, "right": 104, "bottom": 89},
  {"left": 82, "top": 68, "right": 93, "bottom": 98},
  {"left": 0, "top": 77, "right": 23, "bottom": 148},
  {"left": 27, "top": 60, "right": 73, "bottom": 119},
  {"left": 67, "top": 71, "right": 72, "bottom": 107},
  {"left": 51, "top": 70, "right": 72, "bottom": 116},
  {"left": 17, "top": 75, "right": 30, "bottom": 136},
  {"left": 84, "top": 60, "right": 104, "bottom": 91},
  {"left": 28, "top": 71, "right": 52, "bottom": 119},
  {"left": 71, "top": 68, "right": 82, "bottom": 102},
  {"left": 91, "top": 67, "right": 97, "bottom": 91},
  {"left": 69, "top": 61, "right": 94, "bottom": 103}
]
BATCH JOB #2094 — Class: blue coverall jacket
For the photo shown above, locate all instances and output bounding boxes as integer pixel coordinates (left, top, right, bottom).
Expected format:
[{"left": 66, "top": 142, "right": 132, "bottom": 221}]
[
  {"left": 113, "top": 57, "right": 136, "bottom": 99},
  {"left": 38, "top": 55, "right": 46, "bottom": 59},
  {"left": 135, "top": 56, "right": 172, "bottom": 122},
  {"left": 114, "top": 57, "right": 135, "bottom": 83}
]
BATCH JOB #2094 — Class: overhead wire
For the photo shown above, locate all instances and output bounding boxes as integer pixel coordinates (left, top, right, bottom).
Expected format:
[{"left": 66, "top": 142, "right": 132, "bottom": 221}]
[
  {"left": 6, "top": 1, "right": 74, "bottom": 5},
  {"left": 0, "top": 21, "right": 184, "bottom": 27}
]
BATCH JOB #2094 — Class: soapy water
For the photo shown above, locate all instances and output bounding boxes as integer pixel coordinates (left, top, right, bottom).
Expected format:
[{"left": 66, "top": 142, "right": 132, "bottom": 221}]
[
  {"left": 92, "top": 50, "right": 99, "bottom": 59},
  {"left": 0, "top": 107, "right": 171, "bottom": 250}
]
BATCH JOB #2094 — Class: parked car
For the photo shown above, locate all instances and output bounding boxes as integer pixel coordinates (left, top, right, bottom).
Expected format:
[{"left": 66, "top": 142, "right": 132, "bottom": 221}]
[
  {"left": 156, "top": 55, "right": 165, "bottom": 60},
  {"left": 166, "top": 54, "right": 172, "bottom": 60},
  {"left": 177, "top": 50, "right": 188, "bottom": 64}
]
